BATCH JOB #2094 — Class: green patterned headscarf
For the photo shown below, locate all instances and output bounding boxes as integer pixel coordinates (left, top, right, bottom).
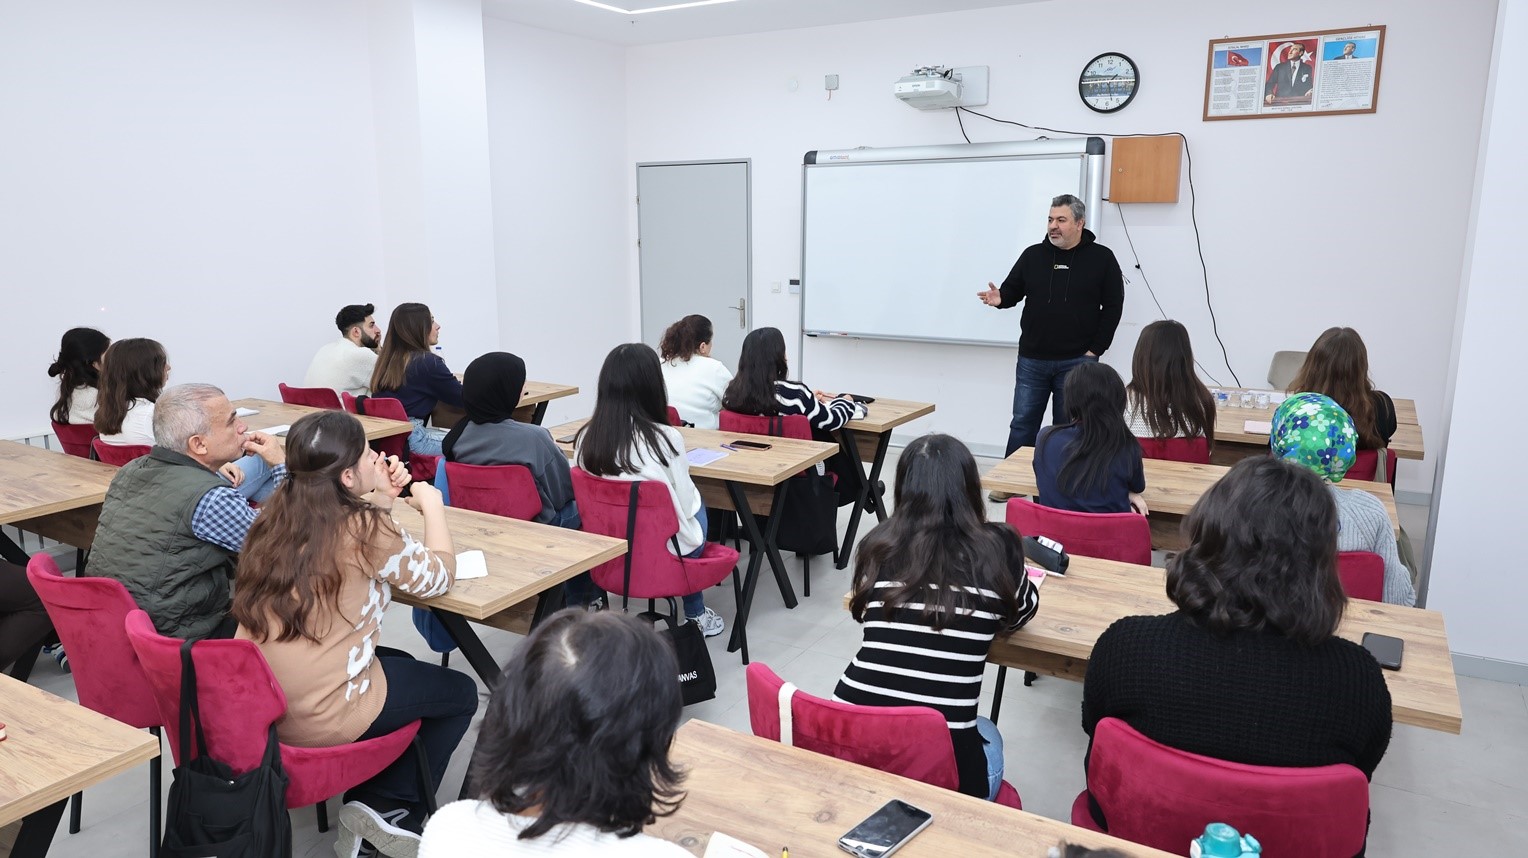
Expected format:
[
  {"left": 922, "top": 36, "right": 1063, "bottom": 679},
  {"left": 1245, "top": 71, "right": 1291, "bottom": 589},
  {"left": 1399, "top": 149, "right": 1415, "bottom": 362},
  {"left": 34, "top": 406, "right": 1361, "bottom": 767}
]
[{"left": 1270, "top": 392, "right": 1357, "bottom": 483}]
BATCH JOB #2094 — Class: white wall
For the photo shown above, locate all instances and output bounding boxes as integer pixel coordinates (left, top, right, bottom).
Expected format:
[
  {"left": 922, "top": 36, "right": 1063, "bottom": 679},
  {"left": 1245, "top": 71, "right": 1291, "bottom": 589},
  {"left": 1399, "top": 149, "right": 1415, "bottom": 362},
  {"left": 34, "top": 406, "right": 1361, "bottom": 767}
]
[
  {"left": 1425, "top": 0, "right": 1527, "bottom": 670},
  {"left": 0, "top": 1, "right": 387, "bottom": 438},
  {"left": 622, "top": 1, "right": 1498, "bottom": 493}
]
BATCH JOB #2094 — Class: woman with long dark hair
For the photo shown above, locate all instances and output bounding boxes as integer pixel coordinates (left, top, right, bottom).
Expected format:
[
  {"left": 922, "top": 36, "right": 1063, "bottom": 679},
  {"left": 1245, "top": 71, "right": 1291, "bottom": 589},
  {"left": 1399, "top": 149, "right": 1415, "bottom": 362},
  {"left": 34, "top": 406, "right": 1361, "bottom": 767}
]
[
  {"left": 93, "top": 337, "right": 169, "bottom": 445},
  {"left": 576, "top": 343, "right": 724, "bottom": 636},
  {"left": 1124, "top": 320, "right": 1214, "bottom": 449},
  {"left": 1288, "top": 327, "right": 1396, "bottom": 449},
  {"left": 420, "top": 610, "right": 690, "bottom": 855},
  {"left": 48, "top": 327, "right": 111, "bottom": 425},
  {"left": 1032, "top": 361, "right": 1146, "bottom": 515},
  {"left": 658, "top": 314, "right": 732, "bottom": 430},
  {"left": 1082, "top": 456, "right": 1393, "bottom": 841},
  {"left": 234, "top": 410, "right": 477, "bottom": 850},
  {"left": 838, "top": 433, "right": 1040, "bottom": 801},
  {"left": 371, "top": 302, "right": 463, "bottom": 457}
]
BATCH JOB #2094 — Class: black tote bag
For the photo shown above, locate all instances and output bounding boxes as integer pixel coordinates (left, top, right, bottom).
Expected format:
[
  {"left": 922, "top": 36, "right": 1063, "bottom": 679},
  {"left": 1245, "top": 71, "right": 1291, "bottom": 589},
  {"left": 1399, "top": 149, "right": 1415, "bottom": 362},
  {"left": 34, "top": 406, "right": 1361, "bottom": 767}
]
[{"left": 161, "top": 640, "right": 292, "bottom": 858}]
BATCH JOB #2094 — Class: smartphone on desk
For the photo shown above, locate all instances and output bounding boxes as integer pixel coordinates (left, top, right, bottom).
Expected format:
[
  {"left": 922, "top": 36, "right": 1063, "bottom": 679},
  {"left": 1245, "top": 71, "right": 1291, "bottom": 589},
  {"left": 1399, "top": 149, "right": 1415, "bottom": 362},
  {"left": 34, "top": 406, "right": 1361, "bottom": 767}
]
[
  {"left": 837, "top": 800, "right": 932, "bottom": 858},
  {"left": 848, "top": 394, "right": 876, "bottom": 405},
  {"left": 725, "top": 439, "right": 772, "bottom": 451},
  {"left": 556, "top": 433, "right": 579, "bottom": 444},
  {"left": 1362, "top": 632, "right": 1404, "bottom": 670}
]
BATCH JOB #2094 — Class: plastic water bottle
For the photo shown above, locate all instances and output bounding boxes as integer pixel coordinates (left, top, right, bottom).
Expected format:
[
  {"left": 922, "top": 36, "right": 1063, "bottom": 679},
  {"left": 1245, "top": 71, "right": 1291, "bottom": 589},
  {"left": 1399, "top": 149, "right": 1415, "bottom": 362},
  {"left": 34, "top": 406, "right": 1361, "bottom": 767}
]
[
  {"left": 1189, "top": 823, "right": 1261, "bottom": 857},
  {"left": 1210, "top": 388, "right": 1224, "bottom": 409}
]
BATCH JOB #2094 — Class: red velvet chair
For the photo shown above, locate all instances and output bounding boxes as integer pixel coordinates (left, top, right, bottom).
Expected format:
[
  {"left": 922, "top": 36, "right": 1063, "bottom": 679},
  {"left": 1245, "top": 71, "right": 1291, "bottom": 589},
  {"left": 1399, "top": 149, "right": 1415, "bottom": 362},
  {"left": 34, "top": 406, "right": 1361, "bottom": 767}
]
[
  {"left": 124, "top": 610, "right": 424, "bottom": 833},
  {"left": 27, "top": 555, "right": 163, "bottom": 854},
  {"left": 745, "top": 663, "right": 1023, "bottom": 809},
  {"left": 340, "top": 391, "right": 360, "bottom": 414},
  {"left": 1337, "top": 551, "right": 1385, "bottom": 602},
  {"left": 665, "top": 406, "right": 684, "bottom": 427},
  {"left": 352, "top": 395, "right": 439, "bottom": 484},
  {"left": 51, "top": 421, "right": 97, "bottom": 459},
  {"left": 442, "top": 462, "right": 543, "bottom": 522},
  {"left": 1071, "top": 717, "right": 1370, "bottom": 857},
  {"left": 277, "top": 383, "right": 342, "bottom": 410},
  {"left": 1347, "top": 448, "right": 1398, "bottom": 490},
  {"left": 1137, "top": 436, "right": 1211, "bottom": 465},
  {"left": 1005, "top": 498, "right": 1151, "bottom": 566},
  {"left": 91, "top": 438, "right": 151, "bottom": 466}
]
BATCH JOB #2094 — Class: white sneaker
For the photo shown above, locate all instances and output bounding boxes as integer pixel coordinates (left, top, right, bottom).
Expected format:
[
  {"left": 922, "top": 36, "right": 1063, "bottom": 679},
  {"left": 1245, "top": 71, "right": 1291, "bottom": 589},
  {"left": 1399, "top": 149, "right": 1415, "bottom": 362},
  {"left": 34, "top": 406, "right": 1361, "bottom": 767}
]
[
  {"left": 688, "top": 607, "right": 725, "bottom": 638},
  {"left": 336, "top": 802, "right": 421, "bottom": 858}
]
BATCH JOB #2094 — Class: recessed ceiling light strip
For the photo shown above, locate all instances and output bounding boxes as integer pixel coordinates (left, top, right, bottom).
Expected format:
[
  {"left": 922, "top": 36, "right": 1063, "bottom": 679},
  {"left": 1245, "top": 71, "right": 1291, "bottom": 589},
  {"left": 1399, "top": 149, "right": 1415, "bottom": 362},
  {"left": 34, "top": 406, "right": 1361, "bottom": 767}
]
[{"left": 568, "top": 0, "right": 742, "bottom": 15}]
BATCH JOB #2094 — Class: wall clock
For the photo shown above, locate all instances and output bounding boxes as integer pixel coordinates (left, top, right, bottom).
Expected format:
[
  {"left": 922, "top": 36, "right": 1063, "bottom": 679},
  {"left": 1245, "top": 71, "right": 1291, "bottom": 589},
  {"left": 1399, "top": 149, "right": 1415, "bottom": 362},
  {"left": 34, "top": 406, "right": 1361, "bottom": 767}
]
[{"left": 1079, "top": 53, "right": 1139, "bottom": 113}]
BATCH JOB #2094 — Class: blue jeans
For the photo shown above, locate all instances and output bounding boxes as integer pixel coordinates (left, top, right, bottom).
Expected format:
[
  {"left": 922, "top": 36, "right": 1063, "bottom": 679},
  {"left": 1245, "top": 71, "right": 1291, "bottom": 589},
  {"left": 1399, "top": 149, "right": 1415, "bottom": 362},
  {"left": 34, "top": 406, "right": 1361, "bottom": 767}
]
[
  {"left": 1006, "top": 355, "right": 1098, "bottom": 455},
  {"left": 408, "top": 418, "right": 446, "bottom": 457},
  {"left": 976, "top": 715, "right": 1005, "bottom": 801},
  {"left": 681, "top": 506, "right": 709, "bottom": 618},
  {"left": 230, "top": 453, "right": 279, "bottom": 502}
]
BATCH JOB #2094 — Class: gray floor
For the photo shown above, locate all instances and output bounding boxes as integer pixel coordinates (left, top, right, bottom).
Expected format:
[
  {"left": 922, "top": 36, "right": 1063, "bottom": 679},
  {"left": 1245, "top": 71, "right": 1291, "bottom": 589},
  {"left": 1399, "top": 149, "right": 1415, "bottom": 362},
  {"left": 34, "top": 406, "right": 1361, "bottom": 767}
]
[{"left": 28, "top": 451, "right": 1528, "bottom": 856}]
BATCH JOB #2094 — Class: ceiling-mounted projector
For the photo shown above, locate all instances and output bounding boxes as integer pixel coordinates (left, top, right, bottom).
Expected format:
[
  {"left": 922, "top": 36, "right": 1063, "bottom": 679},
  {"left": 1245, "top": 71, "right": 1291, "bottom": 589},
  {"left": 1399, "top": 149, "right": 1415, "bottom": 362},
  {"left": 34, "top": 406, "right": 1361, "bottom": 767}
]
[{"left": 893, "top": 65, "right": 989, "bottom": 110}]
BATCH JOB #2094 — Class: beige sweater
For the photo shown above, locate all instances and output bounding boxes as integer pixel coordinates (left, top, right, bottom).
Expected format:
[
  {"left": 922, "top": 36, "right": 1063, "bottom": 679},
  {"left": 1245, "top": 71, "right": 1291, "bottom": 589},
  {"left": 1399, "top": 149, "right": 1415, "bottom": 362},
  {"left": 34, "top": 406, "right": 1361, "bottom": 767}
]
[{"left": 238, "top": 519, "right": 455, "bottom": 747}]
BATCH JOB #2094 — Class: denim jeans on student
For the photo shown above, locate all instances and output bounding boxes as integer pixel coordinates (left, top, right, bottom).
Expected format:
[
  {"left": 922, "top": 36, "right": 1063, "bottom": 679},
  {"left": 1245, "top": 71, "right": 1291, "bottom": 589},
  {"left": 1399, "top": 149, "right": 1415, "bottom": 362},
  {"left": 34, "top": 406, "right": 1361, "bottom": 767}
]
[
  {"left": 230, "top": 453, "right": 279, "bottom": 503},
  {"left": 680, "top": 506, "right": 709, "bottom": 618},
  {"left": 1006, "top": 354, "right": 1099, "bottom": 456},
  {"left": 408, "top": 418, "right": 447, "bottom": 457},
  {"left": 976, "top": 716, "right": 1005, "bottom": 801}
]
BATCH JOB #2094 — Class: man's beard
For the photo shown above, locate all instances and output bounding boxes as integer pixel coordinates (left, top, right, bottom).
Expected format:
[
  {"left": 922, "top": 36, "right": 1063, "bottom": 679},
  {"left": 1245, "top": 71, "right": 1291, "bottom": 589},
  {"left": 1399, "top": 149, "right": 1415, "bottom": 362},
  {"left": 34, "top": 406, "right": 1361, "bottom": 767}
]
[{"left": 359, "top": 334, "right": 379, "bottom": 349}]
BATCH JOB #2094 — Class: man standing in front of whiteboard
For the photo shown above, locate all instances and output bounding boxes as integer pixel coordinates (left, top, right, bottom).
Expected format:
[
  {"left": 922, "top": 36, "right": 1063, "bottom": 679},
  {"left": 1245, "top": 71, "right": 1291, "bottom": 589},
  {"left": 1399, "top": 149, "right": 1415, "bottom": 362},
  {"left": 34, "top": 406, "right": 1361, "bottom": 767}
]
[{"left": 977, "top": 194, "right": 1124, "bottom": 498}]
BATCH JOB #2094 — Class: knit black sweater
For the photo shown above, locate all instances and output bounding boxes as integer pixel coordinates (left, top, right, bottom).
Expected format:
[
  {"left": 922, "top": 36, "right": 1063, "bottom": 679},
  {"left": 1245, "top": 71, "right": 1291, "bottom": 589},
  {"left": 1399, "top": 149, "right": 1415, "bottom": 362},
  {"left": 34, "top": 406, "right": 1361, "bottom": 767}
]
[{"left": 996, "top": 229, "right": 1124, "bottom": 359}]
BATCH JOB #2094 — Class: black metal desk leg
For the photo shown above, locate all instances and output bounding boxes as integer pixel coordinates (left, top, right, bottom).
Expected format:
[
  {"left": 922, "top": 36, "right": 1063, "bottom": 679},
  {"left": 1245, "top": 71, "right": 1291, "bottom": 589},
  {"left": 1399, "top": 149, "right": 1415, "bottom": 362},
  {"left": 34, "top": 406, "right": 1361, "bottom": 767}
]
[
  {"left": 862, "top": 432, "right": 892, "bottom": 523},
  {"left": 430, "top": 608, "right": 503, "bottom": 689},
  {"left": 11, "top": 798, "right": 67, "bottom": 858},
  {"left": 531, "top": 402, "right": 549, "bottom": 424},
  {"left": 725, "top": 481, "right": 795, "bottom": 658},
  {"left": 834, "top": 428, "right": 881, "bottom": 570}
]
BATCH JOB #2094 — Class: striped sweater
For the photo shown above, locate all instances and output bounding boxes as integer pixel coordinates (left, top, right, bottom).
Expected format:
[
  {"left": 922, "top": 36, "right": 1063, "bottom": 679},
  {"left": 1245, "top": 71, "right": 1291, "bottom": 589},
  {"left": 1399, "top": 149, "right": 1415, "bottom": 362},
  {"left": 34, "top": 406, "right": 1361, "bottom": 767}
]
[{"left": 773, "top": 380, "right": 859, "bottom": 432}]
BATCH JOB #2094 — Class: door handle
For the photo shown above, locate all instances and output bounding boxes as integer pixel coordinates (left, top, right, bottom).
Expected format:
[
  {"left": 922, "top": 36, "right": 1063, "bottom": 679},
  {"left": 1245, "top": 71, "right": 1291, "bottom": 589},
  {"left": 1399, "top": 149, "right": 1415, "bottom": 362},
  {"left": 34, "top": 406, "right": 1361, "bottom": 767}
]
[{"left": 729, "top": 298, "right": 746, "bottom": 328}]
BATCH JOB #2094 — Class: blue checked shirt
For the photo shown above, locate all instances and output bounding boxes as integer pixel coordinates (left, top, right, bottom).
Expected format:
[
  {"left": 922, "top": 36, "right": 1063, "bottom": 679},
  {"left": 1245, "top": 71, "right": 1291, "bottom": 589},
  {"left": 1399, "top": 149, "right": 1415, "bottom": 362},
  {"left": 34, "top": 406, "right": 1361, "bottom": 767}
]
[{"left": 190, "top": 464, "right": 288, "bottom": 552}]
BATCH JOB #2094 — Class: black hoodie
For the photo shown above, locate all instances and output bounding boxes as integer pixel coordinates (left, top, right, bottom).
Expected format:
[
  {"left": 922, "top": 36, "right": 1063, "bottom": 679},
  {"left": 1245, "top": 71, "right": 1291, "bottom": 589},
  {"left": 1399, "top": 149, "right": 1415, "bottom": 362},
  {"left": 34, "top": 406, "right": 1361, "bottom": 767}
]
[{"left": 996, "top": 228, "right": 1124, "bottom": 360}]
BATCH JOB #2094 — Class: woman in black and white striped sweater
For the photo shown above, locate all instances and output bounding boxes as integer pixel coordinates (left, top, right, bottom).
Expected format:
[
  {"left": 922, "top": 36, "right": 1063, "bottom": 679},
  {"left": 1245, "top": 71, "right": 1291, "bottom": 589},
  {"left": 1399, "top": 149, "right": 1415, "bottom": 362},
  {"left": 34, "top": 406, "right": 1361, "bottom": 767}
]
[{"left": 835, "top": 433, "right": 1041, "bottom": 801}]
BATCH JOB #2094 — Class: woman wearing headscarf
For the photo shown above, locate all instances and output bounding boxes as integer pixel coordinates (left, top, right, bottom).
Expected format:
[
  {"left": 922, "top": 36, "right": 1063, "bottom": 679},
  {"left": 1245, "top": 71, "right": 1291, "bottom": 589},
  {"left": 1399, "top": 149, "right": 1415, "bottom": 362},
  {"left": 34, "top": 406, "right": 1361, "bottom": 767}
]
[{"left": 1271, "top": 392, "right": 1415, "bottom": 607}]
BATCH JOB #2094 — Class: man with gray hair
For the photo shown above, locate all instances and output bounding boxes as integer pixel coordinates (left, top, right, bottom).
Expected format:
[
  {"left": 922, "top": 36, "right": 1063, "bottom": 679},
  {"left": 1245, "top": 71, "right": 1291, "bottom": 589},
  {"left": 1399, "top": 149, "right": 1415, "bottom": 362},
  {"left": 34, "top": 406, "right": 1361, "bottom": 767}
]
[
  {"left": 977, "top": 194, "right": 1124, "bottom": 497},
  {"left": 91, "top": 383, "right": 287, "bottom": 639}
]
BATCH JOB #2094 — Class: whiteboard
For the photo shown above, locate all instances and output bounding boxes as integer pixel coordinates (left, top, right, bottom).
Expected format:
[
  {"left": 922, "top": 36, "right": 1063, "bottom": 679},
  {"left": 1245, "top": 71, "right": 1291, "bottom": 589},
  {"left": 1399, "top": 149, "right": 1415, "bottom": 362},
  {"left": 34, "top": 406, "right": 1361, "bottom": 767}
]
[{"left": 801, "top": 140, "right": 1104, "bottom": 347}]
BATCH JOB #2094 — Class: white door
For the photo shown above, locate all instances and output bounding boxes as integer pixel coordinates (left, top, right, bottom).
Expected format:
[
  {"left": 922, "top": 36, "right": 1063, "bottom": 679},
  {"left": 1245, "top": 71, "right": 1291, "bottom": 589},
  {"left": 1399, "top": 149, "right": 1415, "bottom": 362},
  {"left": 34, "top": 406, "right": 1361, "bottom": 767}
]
[{"left": 637, "top": 161, "right": 750, "bottom": 371}]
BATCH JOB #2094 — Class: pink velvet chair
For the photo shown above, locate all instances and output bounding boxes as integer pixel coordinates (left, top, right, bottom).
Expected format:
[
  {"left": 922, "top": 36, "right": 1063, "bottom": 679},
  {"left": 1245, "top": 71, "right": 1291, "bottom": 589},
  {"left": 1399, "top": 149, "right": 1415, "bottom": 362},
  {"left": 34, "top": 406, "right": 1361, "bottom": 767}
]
[
  {"left": 1072, "top": 717, "right": 1370, "bottom": 857},
  {"left": 51, "top": 421, "right": 97, "bottom": 459},
  {"left": 1347, "top": 448, "right": 1398, "bottom": 490},
  {"left": 277, "top": 383, "right": 342, "bottom": 410},
  {"left": 1137, "top": 435, "right": 1211, "bottom": 465},
  {"left": 665, "top": 405, "right": 684, "bottom": 427},
  {"left": 354, "top": 395, "right": 439, "bottom": 484},
  {"left": 1337, "top": 551, "right": 1385, "bottom": 602},
  {"left": 124, "top": 610, "right": 424, "bottom": 833},
  {"left": 27, "top": 555, "right": 163, "bottom": 854},
  {"left": 1005, "top": 497, "right": 1151, "bottom": 566},
  {"left": 90, "top": 438, "right": 150, "bottom": 466},
  {"left": 442, "top": 462, "right": 542, "bottom": 522},
  {"left": 746, "top": 663, "right": 1023, "bottom": 809}
]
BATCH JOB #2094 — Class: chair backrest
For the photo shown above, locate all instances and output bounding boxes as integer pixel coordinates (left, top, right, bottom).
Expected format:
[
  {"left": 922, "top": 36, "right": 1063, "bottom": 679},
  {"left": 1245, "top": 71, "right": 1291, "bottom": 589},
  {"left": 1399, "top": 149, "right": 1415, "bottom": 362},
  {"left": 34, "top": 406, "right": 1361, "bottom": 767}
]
[
  {"left": 443, "top": 462, "right": 542, "bottom": 521},
  {"left": 124, "top": 610, "right": 288, "bottom": 772},
  {"left": 1268, "top": 351, "right": 1308, "bottom": 390},
  {"left": 1086, "top": 717, "right": 1369, "bottom": 857},
  {"left": 278, "top": 383, "right": 342, "bottom": 410},
  {"left": 719, "top": 409, "right": 814, "bottom": 442},
  {"left": 745, "top": 663, "right": 959, "bottom": 790},
  {"left": 571, "top": 468, "right": 708, "bottom": 599},
  {"left": 1346, "top": 448, "right": 1398, "bottom": 489},
  {"left": 340, "top": 391, "right": 360, "bottom": 414},
  {"left": 91, "top": 438, "right": 151, "bottom": 467},
  {"left": 1137, "top": 436, "right": 1210, "bottom": 465},
  {"left": 665, "top": 406, "right": 684, "bottom": 427},
  {"left": 1336, "top": 551, "right": 1385, "bottom": 602},
  {"left": 51, "top": 421, "right": 98, "bottom": 459},
  {"left": 26, "top": 555, "right": 161, "bottom": 729},
  {"left": 354, "top": 395, "right": 409, "bottom": 460},
  {"left": 1006, "top": 498, "right": 1151, "bottom": 565}
]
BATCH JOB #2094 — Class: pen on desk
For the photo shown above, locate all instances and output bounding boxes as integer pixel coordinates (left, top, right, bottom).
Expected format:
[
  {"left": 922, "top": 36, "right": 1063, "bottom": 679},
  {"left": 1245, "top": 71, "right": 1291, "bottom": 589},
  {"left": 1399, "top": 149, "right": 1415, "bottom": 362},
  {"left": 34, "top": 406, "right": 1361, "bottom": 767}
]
[{"left": 721, "top": 443, "right": 740, "bottom": 451}]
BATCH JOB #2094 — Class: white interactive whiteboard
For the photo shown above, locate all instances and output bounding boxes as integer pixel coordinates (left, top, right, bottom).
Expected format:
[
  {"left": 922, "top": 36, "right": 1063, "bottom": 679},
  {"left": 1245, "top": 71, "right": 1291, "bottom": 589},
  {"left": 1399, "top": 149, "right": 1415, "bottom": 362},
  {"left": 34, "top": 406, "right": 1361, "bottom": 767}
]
[{"left": 801, "top": 139, "right": 1105, "bottom": 347}]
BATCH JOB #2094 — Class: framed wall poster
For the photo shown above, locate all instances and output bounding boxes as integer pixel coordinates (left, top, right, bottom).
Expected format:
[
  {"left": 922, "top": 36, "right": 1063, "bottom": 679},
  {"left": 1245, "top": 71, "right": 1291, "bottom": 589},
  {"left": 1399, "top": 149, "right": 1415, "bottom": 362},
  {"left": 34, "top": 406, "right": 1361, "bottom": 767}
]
[{"left": 1204, "top": 25, "right": 1385, "bottom": 120}]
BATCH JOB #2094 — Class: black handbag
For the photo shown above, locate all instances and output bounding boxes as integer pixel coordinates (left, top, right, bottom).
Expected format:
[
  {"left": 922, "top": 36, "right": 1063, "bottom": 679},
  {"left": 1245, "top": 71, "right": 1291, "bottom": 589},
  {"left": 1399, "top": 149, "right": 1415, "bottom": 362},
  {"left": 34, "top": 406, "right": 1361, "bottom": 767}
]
[
  {"left": 757, "top": 416, "right": 839, "bottom": 556},
  {"left": 161, "top": 640, "right": 293, "bottom": 858},
  {"left": 619, "top": 483, "right": 718, "bottom": 706}
]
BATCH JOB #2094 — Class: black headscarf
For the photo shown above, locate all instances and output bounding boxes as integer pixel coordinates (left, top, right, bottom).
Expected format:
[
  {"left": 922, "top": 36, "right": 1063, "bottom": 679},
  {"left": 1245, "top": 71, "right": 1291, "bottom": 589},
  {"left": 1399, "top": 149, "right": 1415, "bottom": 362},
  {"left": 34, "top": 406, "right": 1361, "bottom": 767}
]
[{"left": 441, "top": 351, "right": 526, "bottom": 460}]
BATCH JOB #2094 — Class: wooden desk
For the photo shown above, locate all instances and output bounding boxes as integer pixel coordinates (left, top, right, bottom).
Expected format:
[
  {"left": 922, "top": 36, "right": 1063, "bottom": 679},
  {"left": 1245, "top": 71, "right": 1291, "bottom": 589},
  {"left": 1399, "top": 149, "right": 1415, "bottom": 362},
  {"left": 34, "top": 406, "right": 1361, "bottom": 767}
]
[
  {"left": 233, "top": 398, "right": 410, "bottom": 442},
  {"left": 833, "top": 399, "right": 935, "bottom": 570},
  {"left": 654, "top": 720, "right": 1176, "bottom": 858},
  {"left": 442, "top": 379, "right": 579, "bottom": 427},
  {"left": 980, "top": 555, "right": 1462, "bottom": 734},
  {"left": 387, "top": 503, "right": 625, "bottom": 688},
  {"left": 1211, "top": 400, "right": 1424, "bottom": 462},
  {"left": 0, "top": 440, "right": 117, "bottom": 549},
  {"left": 0, "top": 674, "right": 160, "bottom": 857},
  {"left": 984, "top": 448, "right": 1401, "bottom": 543},
  {"left": 547, "top": 418, "right": 837, "bottom": 661}
]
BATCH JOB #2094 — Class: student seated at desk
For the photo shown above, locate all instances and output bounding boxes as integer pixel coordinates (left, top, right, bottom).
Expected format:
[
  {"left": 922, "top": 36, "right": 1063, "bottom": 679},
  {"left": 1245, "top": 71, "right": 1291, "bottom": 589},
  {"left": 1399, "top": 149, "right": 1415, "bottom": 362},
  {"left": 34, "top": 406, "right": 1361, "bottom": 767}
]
[
  {"left": 1288, "top": 326, "right": 1396, "bottom": 449},
  {"left": 1271, "top": 393, "right": 1416, "bottom": 606},
  {"left": 659, "top": 314, "right": 732, "bottom": 430},
  {"left": 1033, "top": 362, "right": 1147, "bottom": 515},
  {"left": 48, "top": 326, "right": 110, "bottom": 425},
  {"left": 234, "top": 411, "right": 476, "bottom": 850},
  {"left": 1082, "top": 457, "right": 1392, "bottom": 843},
  {"left": 1124, "top": 320, "right": 1214, "bottom": 450},
  {"left": 838, "top": 433, "right": 1040, "bottom": 802},
  {"left": 370, "top": 302, "right": 463, "bottom": 457},
  {"left": 420, "top": 610, "right": 689, "bottom": 856}
]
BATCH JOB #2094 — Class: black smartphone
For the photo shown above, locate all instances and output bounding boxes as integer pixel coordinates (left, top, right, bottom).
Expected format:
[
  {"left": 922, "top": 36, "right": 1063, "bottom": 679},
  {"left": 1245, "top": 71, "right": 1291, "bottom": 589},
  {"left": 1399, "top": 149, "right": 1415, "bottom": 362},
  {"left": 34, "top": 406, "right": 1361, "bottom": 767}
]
[
  {"left": 837, "top": 800, "right": 933, "bottom": 858},
  {"left": 726, "top": 439, "right": 772, "bottom": 451},
  {"left": 1362, "top": 632, "right": 1404, "bottom": 670},
  {"left": 849, "top": 394, "right": 876, "bottom": 404},
  {"left": 556, "top": 433, "right": 578, "bottom": 444}
]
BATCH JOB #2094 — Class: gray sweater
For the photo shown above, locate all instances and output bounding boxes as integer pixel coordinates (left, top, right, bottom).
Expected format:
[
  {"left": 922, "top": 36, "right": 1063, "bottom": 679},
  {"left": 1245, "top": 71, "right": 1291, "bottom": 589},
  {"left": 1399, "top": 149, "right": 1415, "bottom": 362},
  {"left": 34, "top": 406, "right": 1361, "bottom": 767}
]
[
  {"left": 446, "top": 420, "right": 575, "bottom": 524},
  {"left": 1331, "top": 484, "right": 1415, "bottom": 607}
]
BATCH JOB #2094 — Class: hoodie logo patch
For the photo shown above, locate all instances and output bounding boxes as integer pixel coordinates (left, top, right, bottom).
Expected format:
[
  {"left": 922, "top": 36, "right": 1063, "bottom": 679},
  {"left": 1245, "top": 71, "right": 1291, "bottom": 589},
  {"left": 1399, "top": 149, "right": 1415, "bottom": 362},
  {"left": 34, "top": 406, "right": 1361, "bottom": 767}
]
[{"left": 1052, "top": 264, "right": 1070, "bottom": 270}]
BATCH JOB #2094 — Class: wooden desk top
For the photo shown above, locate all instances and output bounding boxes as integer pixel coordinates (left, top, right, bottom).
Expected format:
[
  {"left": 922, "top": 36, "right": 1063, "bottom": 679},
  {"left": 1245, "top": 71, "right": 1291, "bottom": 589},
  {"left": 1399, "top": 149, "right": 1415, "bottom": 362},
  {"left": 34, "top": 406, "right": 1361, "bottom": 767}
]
[
  {"left": 387, "top": 503, "right": 625, "bottom": 621},
  {"left": 984, "top": 556, "right": 1462, "bottom": 734},
  {"left": 843, "top": 398, "right": 935, "bottom": 435},
  {"left": 0, "top": 440, "right": 117, "bottom": 525},
  {"left": 1222, "top": 390, "right": 1419, "bottom": 426},
  {"left": 0, "top": 673, "right": 160, "bottom": 826},
  {"left": 233, "top": 399, "right": 410, "bottom": 442},
  {"left": 654, "top": 720, "right": 1176, "bottom": 858},
  {"left": 985, "top": 448, "right": 1400, "bottom": 535},
  {"left": 1213, "top": 406, "right": 1424, "bottom": 460},
  {"left": 545, "top": 419, "right": 837, "bottom": 488},
  {"left": 520, "top": 381, "right": 578, "bottom": 406}
]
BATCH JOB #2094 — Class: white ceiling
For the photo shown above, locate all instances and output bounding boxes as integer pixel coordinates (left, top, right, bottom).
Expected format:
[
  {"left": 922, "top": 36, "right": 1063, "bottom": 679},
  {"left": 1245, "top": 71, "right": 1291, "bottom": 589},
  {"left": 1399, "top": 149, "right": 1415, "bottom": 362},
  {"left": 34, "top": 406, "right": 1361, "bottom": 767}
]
[{"left": 483, "top": 0, "right": 1044, "bottom": 47}]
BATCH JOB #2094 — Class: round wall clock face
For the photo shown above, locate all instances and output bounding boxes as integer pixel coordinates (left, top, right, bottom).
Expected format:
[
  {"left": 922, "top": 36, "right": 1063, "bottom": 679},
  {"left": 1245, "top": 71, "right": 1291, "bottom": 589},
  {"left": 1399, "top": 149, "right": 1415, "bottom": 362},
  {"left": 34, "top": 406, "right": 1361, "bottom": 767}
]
[{"left": 1079, "top": 53, "right": 1139, "bottom": 113}]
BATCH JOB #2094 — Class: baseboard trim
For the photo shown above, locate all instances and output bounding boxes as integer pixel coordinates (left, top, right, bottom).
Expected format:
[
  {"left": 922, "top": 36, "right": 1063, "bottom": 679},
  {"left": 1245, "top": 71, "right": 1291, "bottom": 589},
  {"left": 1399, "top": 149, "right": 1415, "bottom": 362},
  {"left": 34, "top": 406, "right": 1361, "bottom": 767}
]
[{"left": 1452, "top": 652, "right": 1528, "bottom": 685}]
